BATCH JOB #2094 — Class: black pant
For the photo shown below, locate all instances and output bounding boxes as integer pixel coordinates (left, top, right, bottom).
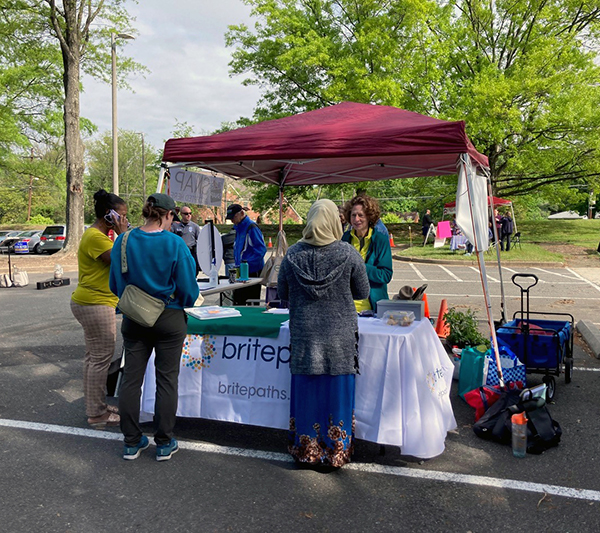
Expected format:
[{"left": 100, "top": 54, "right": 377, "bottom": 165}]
[
  {"left": 190, "top": 245, "right": 200, "bottom": 276},
  {"left": 119, "top": 309, "right": 187, "bottom": 446},
  {"left": 232, "top": 271, "right": 262, "bottom": 305},
  {"left": 500, "top": 233, "right": 511, "bottom": 251}
]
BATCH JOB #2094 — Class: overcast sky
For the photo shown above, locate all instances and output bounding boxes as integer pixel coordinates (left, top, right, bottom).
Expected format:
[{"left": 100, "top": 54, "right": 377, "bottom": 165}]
[{"left": 80, "top": 0, "right": 262, "bottom": 151}]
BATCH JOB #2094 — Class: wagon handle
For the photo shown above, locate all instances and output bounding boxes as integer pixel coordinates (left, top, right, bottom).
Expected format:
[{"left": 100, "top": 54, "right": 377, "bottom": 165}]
[{"left": 511, "top": 273, "right": 538, "bottom": 291}]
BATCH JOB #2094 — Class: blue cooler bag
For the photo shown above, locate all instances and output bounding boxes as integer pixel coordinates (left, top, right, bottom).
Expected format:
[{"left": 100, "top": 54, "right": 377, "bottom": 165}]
[{"left": 485, "top": 343, "right": 526, "bottom": 388}]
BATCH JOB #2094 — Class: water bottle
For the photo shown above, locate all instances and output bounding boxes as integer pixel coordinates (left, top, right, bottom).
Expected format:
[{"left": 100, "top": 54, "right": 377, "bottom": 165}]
[
  {"left": 511, "top": 412, "right": 527, "bottom": 458},
  {"left": 208, "top": 262, "right": 218, "bottom": 288},
  {"left": 239, "top": 261, "right": 249, "bottom": 280}
]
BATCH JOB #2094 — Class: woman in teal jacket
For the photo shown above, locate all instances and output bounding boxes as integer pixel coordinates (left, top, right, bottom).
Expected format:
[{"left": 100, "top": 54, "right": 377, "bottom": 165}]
[{"left": 342, "top": 195, "right": 393, "bottom": 312}]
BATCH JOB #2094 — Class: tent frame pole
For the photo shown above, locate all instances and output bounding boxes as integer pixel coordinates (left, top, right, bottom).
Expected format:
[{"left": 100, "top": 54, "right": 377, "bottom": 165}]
[
  {"left": 461, "top": 156, "right": 505, "bottom": 389},
  {"left": 488, "top": 179, "right": 507, "bottom": 325}
]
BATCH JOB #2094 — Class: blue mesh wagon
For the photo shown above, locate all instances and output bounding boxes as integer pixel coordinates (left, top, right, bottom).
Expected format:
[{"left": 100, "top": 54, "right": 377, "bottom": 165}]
[{"left": 496, "top": 274, "right": 573, "bottom": 401}]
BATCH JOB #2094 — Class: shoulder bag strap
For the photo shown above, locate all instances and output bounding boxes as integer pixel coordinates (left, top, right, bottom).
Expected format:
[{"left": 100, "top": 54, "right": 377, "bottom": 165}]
[{"left": 120, "top": 230, "right": 133, "bottom": 274}]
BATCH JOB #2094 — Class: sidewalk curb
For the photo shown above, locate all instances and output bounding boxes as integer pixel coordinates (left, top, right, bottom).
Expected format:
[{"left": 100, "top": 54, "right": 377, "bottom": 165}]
[
  {"left": 392, "top": 254, "right": 565, "bottom": 268},
  {"left": 576, "top": 320, "right": 600, "bottom": 359}
]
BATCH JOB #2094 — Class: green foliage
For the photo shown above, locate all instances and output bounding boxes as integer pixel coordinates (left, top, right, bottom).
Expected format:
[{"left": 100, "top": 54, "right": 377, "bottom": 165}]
[
  {"left": 85, "top": 130, "right": 160, "bottom": 226},
  {"left": 443, "top": 307, "right": 489, "bottom": 349},
  {"left": 28, "top": 214, "right": 54, "bottom": 225},
  {"left": 226, "top": 0, "right": 600, "bottom": 207},
  {"left": 381, "top": 213, "right": 402, "bottom": 224}
]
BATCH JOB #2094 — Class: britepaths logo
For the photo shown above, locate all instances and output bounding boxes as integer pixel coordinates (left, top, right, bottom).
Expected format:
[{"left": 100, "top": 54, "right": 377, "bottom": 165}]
[
  {"left": 181, "top": 334, "right": 215, "bottom": 371},
  {"left": 426, "top": 366, "right": 448, "bottom": 397}
]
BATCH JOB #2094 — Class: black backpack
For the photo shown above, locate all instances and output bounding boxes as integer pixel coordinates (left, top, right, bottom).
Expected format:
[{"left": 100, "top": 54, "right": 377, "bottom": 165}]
[{"left": 473, "top": 389, "right": 561, "bottom": 454}]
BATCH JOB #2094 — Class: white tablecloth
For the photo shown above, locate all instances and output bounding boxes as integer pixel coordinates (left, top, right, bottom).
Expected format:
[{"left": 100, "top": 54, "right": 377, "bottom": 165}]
[{"left": 140, "top": 317, "right": 457, "bottom": 459}]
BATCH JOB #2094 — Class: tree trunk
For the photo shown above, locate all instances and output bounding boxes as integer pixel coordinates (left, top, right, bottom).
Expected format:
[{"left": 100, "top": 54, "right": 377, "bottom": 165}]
[{"left": 60, "top": 44, "right": 84, "bottom": 255}]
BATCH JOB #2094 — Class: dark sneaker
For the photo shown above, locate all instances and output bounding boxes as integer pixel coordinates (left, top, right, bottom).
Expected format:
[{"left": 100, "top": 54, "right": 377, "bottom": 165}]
[
  {"left": 123, "top": 435, "right": 149, "bottom": 460},
  {"left": 156, "top": 439, "right": 179, "bottom": 462}
]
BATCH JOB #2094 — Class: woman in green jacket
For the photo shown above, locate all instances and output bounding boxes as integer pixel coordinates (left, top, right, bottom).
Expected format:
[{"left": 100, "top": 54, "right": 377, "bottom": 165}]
[{"left": 342, "top": 195, "right": 393, "bottom": 312}]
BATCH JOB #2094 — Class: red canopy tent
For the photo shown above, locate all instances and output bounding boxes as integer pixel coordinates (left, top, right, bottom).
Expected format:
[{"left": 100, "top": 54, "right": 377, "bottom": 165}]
[
  {"left": 161, "top": 102, "right": 510, "bottom": 387},
  {"left": 162, "top": 101, "right": 488, "bottom": 189},
  {"left": 444, "top": 196, "right": 510, "bottom": 211}
]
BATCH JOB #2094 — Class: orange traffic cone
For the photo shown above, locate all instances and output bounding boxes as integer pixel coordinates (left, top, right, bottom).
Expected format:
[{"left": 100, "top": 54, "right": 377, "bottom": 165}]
[
  {"left": 268, "top": 237, "right": 273, "bottom": 248},
  {"left": 389, "top": 234, "right": 396, "bottom": 247},
  {"left": 435, "top": 299, "right": 450, "bottom": 338}
]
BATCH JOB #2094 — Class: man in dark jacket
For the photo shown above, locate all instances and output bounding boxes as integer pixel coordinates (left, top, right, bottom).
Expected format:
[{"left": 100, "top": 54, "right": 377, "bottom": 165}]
[
  {"left": 226, "top": 204, "right": 267, "bottom": 305},
  {"left": 422, "top": 209, "right": 434, "bottom": 244},
  {"left": 500, "top": 211, "right": 514, "bottom": 251}
]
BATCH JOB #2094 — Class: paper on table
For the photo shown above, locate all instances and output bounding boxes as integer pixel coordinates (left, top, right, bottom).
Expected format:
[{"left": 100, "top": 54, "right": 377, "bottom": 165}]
[
  {"left": 185, "top": 306, "right": 242, "bottom": 320},
  {"left": 263, "top": 308, "right": 290, "bottom": 314}
]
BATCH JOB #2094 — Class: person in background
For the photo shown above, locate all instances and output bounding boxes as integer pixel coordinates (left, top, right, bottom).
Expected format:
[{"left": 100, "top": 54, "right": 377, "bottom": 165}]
[
  {"left": 277, "top": 199, "right": 370, "bottom": 470},
  {"left": 500, "top": 210, "right": 514, "bottom": 251},
  {"left": 171, "top": 205, "right": 201, "bottom": 276},
  {"left": 71, "top": 189, "right": 129, "bottom": 429},
  {"left": 342, "top": 195, "right": 393, "bottom": 313},
  {"left": 221, "top": 228, "right": 236, "bottom": 276},
  {"left": 110, "top": 193, "right": 199, "bottom": 461},
  {"left": 338, "top": 205, "right": 349, "bottom": 232},
  {"left": 422, "top": 209, "right": 434, "bottom": 244},
  {"left": 226, "top": 203, "right": 267, "bottom": 305}
]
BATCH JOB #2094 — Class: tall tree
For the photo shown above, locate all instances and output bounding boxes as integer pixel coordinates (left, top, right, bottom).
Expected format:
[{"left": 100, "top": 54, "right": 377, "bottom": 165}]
[
  {"left": 226, "top": 0, "right": 600, "bottom": 201},
  {"left": 1, "top": 1, "right": 142, "bottom": 251}
]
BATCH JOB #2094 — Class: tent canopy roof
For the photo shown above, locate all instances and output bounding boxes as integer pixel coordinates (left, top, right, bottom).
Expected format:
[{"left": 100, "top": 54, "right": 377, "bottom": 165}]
[
  {"left": 162, "top": 102, "right": 489, "bottom": 186},
  {"left": 445, "top": 196, "right": 511, "bottom": 209}
]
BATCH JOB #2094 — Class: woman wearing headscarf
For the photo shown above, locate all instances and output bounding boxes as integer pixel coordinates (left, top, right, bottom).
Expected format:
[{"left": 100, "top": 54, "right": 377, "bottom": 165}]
[
  {"left": 71, "top": 189, "right": 129, "bottom": 429},
  {"left": 277, "top": 199, "right": 370, "bottom": 469},
  {"left": 342, "top": 194, "right": 393, "bottom": 313},
  {"left": 110, "top": 193, "right": 199, "bottom": 461}
]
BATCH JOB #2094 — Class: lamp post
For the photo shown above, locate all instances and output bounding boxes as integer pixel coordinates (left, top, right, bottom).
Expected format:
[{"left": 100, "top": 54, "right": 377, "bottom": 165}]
[
  {"left": 134, "top": 132, "right": 146, "bottom": 200},
  {"left": 111, "top": 31, "right": 135, "bottom": 196}
]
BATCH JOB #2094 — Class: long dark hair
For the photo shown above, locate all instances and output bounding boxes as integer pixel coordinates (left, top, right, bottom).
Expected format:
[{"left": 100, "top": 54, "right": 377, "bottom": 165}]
[{"left": 93, "top": 189, "right": 125, "bottom": 219}]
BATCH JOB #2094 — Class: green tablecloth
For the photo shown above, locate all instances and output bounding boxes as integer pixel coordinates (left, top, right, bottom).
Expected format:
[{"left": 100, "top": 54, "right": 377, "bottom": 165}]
[{"left": 186, "top": 307, "right": 288, "bottom": 338}]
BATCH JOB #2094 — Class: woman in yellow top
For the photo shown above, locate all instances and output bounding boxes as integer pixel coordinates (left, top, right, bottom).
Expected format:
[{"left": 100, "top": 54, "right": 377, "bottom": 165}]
[
  {"left": 341, "top": 195, "right": 393, "bottom": 312},
  {"left": 71, "top": 189, "right": 128, "bottom": 428}
]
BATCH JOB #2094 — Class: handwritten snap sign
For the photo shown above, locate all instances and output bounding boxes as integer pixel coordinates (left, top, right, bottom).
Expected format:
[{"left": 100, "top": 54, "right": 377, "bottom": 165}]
[{"left": 169, "top": 169, "right": 224, "bottom": 206}]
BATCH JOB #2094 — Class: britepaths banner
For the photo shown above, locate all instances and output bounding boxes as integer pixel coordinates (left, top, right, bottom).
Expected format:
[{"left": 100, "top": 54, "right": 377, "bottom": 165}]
[
  {"left": 169, "top": 168, "right": 225, "bottom": 206},
  {"left": 140, "top": 319, "right": 457, "bottom": 459}
]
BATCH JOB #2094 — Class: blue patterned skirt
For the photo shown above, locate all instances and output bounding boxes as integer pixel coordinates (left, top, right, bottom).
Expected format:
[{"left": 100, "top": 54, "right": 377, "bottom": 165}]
[{"left": 288, "top": 374, "right": 355, "bottom": 467}]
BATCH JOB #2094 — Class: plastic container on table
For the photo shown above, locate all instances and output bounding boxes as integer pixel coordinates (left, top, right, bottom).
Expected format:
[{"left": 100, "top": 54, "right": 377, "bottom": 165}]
[{"left": 381, "top": 310, "right": 415, "bottom": 327}]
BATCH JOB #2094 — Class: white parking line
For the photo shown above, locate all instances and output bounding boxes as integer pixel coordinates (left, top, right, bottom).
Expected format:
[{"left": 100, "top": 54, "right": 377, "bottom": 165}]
[
  {"left": 438, "top": 265, "right": 462, "bottom": 282},
  {"left": 565, "top": 267, "right": 600, "bottom": 294},
  {"left": 1, "top": 418, "right": 599, "bottom": 502},
  {"left": 533, "top": 267, "right": 579, "bottom": 280},
  {"left": 409, "top": 262, "right": 427, "bottom": 281},
  {"left": 470, "top": 266, "right": 499, "bottom": 283}
]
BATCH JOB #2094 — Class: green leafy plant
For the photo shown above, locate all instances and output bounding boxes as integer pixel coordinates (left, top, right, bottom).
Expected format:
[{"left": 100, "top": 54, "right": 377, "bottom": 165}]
[{"left": 443, "top": 307, "right": 489, "bottom": 349}]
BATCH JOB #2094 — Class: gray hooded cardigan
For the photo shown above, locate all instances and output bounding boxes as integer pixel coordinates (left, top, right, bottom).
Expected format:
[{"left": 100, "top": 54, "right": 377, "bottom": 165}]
[{"left": 277, "top": 240, "right": 370, "bottom": 375}]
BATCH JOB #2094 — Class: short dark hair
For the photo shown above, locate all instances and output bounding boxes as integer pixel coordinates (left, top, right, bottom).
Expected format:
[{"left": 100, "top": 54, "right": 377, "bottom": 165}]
[
  {"left": 93, "top": 189, "right": 125, "bottom": 219},
  {"left": 344, "top": 195, "right": 381, "bottom": 228}
]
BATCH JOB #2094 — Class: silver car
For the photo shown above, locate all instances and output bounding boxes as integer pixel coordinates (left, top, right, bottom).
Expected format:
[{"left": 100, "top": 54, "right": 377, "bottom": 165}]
[{"left": 38, "top": 225, "right": 66, "bottom": 254}]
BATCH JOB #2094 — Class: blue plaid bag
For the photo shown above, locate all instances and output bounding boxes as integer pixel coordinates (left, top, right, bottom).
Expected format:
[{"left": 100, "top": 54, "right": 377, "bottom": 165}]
[{"left": 485, "top": 344, "right": 526, "bottom": 387}]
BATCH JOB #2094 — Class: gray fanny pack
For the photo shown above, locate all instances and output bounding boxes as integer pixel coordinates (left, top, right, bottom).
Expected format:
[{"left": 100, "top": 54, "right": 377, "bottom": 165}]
[{"left": 117, "top": 230, "right": 167, "bottom": 328}]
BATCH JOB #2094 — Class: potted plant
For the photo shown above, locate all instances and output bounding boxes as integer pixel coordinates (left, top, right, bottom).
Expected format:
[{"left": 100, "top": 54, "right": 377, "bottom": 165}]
[{"left": 443, "top": 307, "right": 489, "bottom": 350}]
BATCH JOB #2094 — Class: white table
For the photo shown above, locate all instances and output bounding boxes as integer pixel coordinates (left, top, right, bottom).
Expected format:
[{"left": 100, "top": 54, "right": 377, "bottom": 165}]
[
  {"left": 197, "top": 277, "right": 263, "bottom": 305},
  {"left": 140, "top": 317, "right": 457, "bottom": 459}
]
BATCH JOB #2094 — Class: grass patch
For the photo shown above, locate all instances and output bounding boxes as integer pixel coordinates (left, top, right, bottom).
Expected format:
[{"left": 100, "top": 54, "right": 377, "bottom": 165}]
[
  {"left": 395, "top": 243, "right": 564, "bottom": 262},
  {"left": 519, "top": 219, "right": 600, "bottom": 247}
]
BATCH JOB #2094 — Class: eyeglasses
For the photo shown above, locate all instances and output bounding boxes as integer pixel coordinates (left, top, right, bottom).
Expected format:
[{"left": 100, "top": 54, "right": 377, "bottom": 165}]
[{"left": 181, "top": 212, "right": 192, "bottom": 216}]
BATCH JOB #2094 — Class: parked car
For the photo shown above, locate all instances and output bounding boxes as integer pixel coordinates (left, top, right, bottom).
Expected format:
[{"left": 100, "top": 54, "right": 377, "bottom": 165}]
[
  {"left": 38, "top": 225, "right": 66, "bottom": 254},
  {"left": 0, "top": 230, "right": 24, "bottom": 251},
  {"left": 0, "top": 230, "right": 42, "bottom": 254}
]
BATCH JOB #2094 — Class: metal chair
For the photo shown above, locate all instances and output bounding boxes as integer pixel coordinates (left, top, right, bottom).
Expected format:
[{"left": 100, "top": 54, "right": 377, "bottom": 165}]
[{"left": 513, "top": 232, "right": 522, "bottom": 250}]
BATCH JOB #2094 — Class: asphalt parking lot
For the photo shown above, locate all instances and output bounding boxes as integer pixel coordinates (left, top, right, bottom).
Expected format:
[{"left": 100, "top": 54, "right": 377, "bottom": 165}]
[{"left": 1, "top": 266, "right": 600, "bottom": 532}]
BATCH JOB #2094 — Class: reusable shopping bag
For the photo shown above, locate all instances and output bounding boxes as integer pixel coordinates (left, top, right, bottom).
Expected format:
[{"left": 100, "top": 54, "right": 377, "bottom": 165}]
[
  {"left": 458, "top": 345, "right": 487, "bottom": 400},
  {"left": 484, "top": 343, "right": 526, "bottom": 388}
]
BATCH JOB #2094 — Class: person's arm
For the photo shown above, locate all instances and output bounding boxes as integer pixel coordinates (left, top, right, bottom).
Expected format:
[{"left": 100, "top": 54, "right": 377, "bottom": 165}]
[
  {"left": 277, "top": 259, "right": 289, "bottom": 301},
  {"left": 173, "top": 242, "right": 200, "bottom": 306}
]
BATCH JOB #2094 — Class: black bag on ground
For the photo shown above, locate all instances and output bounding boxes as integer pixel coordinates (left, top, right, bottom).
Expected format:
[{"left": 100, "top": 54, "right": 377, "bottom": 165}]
[{"left": 473, "top": 389, "right": 561, "bottom": 454}]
